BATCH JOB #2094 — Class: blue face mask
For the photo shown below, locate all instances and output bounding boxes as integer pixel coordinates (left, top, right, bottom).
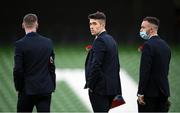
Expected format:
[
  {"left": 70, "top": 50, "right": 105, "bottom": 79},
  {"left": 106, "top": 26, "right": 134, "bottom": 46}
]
[{"left": 139, "top": 31, "right": 150, "bottom": 40}]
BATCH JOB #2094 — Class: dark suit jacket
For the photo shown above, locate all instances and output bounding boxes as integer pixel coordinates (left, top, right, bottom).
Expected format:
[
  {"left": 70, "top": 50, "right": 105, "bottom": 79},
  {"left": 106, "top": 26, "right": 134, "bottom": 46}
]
[
  {"left": 138, "top": 36, "right": 171, "bottom": 97},
  {"left": 13, "top": 32, "right": 56, "bottom": 95},
  {"left": 84, "top": 31, "right": 122, "bottom": 95}
]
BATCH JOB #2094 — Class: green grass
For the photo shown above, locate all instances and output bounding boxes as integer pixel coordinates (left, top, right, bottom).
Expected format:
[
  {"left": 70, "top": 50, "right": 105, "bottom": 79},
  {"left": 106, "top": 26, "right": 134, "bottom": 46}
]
[
  {"left": 51, "top": 81, "right": 89, "bottom": 112},
  {"left": 168, "top": 46, "right": 180, "bottom": 111},
  {"left": 0, "top": 44, "right": 180, "bottom": 112},
  {"left": 54, "top": 44, "right": 87, "bottom": 68},
  {"left": 119, "top": 45, "right": 141, "bottom": 81}
]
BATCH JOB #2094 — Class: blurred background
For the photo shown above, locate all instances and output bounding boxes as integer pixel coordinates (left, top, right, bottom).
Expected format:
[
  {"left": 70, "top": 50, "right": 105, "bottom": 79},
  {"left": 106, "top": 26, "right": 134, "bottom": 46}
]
[{"left": 0, "top": 0, "right": 180, "bottom": 112}]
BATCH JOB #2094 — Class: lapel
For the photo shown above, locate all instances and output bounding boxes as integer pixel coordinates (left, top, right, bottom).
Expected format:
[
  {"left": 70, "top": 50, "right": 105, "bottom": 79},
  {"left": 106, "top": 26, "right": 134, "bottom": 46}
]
[{"left": 85, "top": 31, "right": 107, "bottom": 66}]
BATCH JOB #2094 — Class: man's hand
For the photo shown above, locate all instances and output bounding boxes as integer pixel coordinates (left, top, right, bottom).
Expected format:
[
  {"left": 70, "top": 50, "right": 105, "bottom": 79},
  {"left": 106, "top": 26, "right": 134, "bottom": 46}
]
[{"left": 137, "top": 95, "right": 146, "bottom": 105}]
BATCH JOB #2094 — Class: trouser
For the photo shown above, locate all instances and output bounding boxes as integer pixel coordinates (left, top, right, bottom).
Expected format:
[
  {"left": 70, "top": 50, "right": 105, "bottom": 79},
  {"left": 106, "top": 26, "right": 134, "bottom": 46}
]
[
  {"left": 138, "top": 97, "right": 171, "bottom": 113},
  {"left": 88, "top": 90, "right": 115, "bottom": 113},
  {"left": 17, "top": 92, "right": 52, "bottom": 113}
]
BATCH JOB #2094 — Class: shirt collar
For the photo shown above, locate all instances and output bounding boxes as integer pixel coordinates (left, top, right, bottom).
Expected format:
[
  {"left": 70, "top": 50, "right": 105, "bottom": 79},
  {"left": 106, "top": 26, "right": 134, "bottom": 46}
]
[
  {"left": 26, "top": 32, "right": 38, "bottom": 37},
  {"left": 95, "top": 30, "right": 107, "bottom": 39}
]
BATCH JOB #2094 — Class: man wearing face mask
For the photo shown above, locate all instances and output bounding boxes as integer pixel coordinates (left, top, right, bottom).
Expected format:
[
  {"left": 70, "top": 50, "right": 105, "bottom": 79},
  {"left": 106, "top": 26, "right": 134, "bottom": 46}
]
[{"left": 137, "top": 16, "right": 171, "bottom": 112}]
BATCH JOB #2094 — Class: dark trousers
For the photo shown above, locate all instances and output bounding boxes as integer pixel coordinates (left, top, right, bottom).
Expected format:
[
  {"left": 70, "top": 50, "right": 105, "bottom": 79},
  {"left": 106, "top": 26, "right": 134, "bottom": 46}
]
[
  {"left": 88, "top": 90, "right": 115, "bottom": 112},
  {"left": 17, "top": 92, "right": 52, "bottom": 113},
  {"left": 138, "top": 97, "right": 171, "bottom": 113}
]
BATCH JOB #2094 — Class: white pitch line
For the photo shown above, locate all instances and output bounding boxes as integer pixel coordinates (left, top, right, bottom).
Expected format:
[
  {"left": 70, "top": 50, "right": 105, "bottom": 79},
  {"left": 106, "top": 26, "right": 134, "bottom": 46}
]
[
  {"left": 56, "top": 68, "right": 138, "bottom": 113},
  {"left": 56, "top": 69, "right": 92, "bottom": 111}
]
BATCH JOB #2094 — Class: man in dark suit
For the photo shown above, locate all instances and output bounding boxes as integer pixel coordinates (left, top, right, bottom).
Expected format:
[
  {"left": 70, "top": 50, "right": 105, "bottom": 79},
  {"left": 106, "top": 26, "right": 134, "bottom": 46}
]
[
  {"left": 13, "top": 13, "right": 56, "bottom": 112},
  {"left": 137, "top": 16, "right": 171, "bottom": 112},
  {"left": 84, "top": 11, "right": 122, "bottom": 112}
]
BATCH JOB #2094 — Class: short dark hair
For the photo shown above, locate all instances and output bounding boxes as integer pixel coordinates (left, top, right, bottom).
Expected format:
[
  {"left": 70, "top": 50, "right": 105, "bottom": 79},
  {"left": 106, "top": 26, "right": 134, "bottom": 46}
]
[
  {"left": 88, "top": 11, "right": 106, "bottom": 21},
  {"left": 143, "top": 16, "right": 160, "bottom": 27},
  {"left": 23, "top": 13, "right": 38, "bottom": 28}
]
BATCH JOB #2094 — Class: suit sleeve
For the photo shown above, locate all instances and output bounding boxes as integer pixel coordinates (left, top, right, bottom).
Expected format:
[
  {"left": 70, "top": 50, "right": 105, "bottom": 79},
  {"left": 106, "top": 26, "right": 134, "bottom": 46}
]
[
  {"left": 87, "top": 37, "right": 106, "bottom": 90},
  {"left": 48, "top": 41, "right": 56, "bottom": 91},
  {"left": 13, "top": 42, "right": 24, "bottom": 92},
  {"left": 138, "top": 43, "right": 152, "bottom": 95}
]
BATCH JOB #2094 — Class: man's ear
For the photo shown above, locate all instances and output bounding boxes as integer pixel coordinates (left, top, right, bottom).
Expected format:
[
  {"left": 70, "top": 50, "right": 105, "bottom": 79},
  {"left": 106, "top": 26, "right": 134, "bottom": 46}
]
[
  {"left": 102, "top": 22, "right": 105, "bottom": 28},
  {"left": 100, "top": 20, "right": 105, "bottom": 28}
]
